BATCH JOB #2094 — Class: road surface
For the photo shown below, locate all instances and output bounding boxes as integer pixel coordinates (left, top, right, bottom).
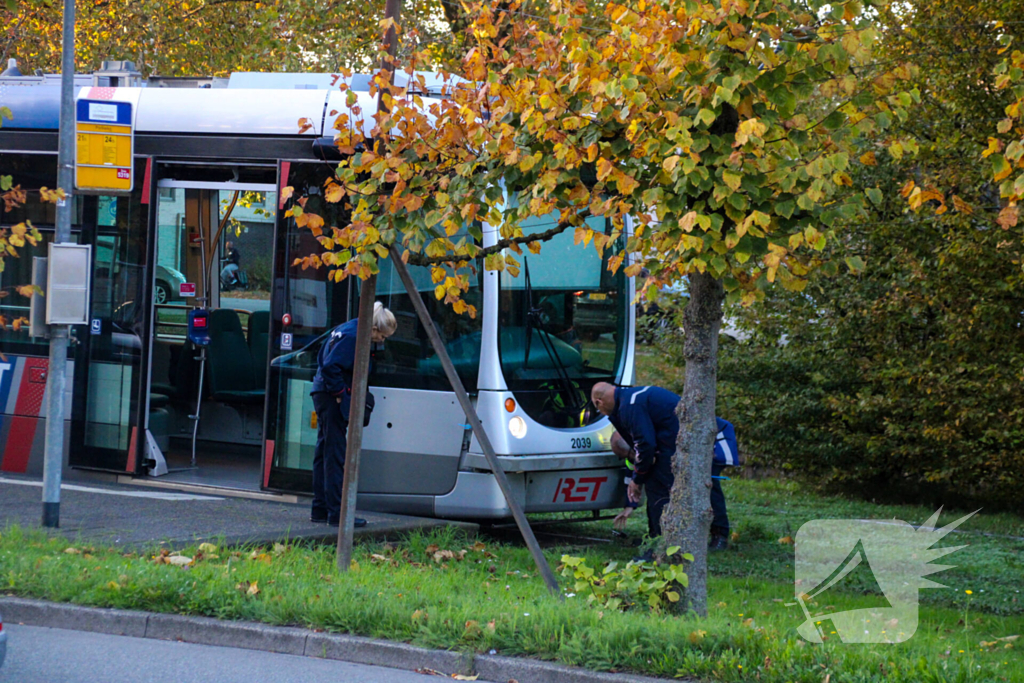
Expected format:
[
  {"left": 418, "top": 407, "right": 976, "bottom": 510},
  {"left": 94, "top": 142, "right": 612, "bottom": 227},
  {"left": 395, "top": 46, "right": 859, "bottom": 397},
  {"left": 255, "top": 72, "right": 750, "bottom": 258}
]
[{"left": 0, "top": 624, "right": 451, "bottom": 683}]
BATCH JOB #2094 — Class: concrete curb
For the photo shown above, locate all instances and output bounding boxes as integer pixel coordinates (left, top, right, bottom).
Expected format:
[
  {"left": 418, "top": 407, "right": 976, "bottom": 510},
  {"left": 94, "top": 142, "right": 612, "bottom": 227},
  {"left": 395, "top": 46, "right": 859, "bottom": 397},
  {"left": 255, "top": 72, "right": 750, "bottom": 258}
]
[{"left": 0, "top": 597, "right": 675, "bottom": 682}]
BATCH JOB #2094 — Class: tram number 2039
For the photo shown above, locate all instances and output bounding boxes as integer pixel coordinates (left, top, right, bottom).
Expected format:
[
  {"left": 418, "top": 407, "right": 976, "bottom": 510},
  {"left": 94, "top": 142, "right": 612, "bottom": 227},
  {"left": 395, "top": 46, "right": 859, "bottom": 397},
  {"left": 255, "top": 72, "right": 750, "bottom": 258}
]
[{"left": 570, "top": 437, "right": 592, "bottom": 449}]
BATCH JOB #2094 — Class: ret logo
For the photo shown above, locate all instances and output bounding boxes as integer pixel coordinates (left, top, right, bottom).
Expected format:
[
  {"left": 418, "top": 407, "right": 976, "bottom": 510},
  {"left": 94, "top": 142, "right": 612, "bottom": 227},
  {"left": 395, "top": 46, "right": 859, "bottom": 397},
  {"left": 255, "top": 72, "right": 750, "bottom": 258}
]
[{"left": 792, "top": 508, "right": 977, "bottom": 644}]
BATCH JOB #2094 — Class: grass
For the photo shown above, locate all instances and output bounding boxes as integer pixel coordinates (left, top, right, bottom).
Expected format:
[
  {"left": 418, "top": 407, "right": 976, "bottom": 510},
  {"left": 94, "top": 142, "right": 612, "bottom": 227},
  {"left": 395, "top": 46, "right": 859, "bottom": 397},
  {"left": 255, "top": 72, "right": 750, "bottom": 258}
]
[{"left": 2, "top": 479, "right": 1021, "bottom": 682}]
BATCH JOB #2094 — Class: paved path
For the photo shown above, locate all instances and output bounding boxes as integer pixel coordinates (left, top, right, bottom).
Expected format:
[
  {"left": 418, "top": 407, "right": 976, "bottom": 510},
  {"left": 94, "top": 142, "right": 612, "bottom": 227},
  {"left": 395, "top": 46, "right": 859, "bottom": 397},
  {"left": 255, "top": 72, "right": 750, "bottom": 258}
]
[
  {"left": 0, "top": 624, "right": 446, "bottom": 683},
  {"left": 0, "top": 475, "right": 476, "bottom": 550}
]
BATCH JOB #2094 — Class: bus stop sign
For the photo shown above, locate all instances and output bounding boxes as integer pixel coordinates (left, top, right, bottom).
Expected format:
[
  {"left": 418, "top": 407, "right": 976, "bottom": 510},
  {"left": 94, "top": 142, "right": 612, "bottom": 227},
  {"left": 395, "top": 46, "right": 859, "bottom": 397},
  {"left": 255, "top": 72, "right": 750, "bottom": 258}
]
[{"left": 75, "top": 99, "right": 134, "bottom": 193}]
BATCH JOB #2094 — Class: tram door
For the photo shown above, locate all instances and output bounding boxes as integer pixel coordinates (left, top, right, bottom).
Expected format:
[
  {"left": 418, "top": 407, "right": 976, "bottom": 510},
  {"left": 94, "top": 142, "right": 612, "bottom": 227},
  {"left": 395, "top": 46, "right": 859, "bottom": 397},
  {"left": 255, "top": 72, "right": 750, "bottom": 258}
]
[
  {"left": 145, "top": 171, "right": 278, "bottom": 488},
  {"left": 70, "top": 162, "right": 154, "bottom": 472}
]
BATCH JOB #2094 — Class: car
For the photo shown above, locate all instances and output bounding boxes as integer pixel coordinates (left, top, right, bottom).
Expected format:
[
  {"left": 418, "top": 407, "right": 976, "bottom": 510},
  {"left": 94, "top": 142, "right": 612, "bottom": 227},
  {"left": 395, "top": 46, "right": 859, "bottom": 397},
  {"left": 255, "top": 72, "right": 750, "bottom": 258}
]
[
  {"left": 0, "top": 606, "right": 7, "bottom": 670},
  {"left": 154, "top": 264, "right": 187, "bottom": 304}
]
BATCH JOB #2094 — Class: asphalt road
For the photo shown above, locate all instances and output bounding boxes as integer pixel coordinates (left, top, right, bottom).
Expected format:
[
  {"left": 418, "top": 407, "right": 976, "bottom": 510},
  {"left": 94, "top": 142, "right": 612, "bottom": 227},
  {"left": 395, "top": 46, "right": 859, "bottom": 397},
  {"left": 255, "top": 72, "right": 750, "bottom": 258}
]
[{"left": 0, "top": 625, "right": 448, "bottom": 683}]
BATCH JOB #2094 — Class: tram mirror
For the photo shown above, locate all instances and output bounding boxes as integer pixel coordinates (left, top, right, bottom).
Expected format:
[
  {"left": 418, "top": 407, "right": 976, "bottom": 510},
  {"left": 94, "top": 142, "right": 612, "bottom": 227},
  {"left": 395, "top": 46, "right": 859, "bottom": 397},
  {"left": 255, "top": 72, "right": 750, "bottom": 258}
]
[
  {"left": 188, "top": 308, "right": 212, "bottom": 347},
  {"left": 45, "top": 243, "right": 92, "bottom": 326}
]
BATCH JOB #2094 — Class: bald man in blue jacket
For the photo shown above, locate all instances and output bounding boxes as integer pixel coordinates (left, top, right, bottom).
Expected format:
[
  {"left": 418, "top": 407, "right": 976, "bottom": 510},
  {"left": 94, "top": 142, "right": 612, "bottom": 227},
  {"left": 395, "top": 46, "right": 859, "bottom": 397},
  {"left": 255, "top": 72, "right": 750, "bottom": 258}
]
[{"left": 593, "top": 382, "right": 733, "bottom": 548}]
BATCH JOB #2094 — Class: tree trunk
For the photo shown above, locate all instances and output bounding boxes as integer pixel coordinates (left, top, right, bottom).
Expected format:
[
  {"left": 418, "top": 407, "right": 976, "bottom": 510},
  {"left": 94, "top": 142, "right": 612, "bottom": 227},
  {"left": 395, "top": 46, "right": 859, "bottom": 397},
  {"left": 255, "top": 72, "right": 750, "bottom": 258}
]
[{"left": 658, "top": 269, "right": 724, "bottom": 617}]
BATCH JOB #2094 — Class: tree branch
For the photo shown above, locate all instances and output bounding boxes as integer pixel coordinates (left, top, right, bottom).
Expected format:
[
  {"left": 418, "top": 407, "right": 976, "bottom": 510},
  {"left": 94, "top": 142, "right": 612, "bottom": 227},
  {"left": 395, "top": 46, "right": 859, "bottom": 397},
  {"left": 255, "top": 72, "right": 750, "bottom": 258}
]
[{"left": 404, "top": 209, "right": 589, "bottom": 266}]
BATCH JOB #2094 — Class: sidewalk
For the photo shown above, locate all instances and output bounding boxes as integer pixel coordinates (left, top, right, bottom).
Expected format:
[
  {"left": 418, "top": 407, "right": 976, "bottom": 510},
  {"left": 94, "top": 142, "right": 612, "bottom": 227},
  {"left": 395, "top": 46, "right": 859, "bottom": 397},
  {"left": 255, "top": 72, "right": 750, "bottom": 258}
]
[
  {"left": 0, "top": 597, "right": 672, "bottom": 683},
  {"left": 0, "top": 475, "right": 477, "bottom": 549}
]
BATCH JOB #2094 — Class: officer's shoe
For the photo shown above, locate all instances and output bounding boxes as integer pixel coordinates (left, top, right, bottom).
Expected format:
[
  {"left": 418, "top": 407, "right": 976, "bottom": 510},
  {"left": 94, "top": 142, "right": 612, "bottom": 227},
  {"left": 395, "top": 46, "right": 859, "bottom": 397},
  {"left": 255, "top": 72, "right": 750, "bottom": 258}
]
[
  {"left": 310, "top": 515, "right": 328, "bottom": 525},
  {"left": 631, "top": 549, "right": 656, "bottom": 563},
  {"left": 708, "top": 533, "right": 730, "bottom": 552},
  {"left": 328, "top": 518, "right": 368, "bottom": 528}
]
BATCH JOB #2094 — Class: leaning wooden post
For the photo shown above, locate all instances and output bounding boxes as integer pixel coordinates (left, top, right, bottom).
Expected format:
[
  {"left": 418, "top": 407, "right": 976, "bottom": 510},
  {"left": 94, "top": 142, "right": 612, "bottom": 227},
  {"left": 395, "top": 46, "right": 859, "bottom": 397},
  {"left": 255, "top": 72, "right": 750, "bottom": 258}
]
[
  {"left": 336, "top": 274, "right": 377, "bottom": 570},
  {"left": 335, "top": 0, "right": 401, "bottom": 573},
  {"left": 389, "top": 246, "right": 562, "bottom": 599}
]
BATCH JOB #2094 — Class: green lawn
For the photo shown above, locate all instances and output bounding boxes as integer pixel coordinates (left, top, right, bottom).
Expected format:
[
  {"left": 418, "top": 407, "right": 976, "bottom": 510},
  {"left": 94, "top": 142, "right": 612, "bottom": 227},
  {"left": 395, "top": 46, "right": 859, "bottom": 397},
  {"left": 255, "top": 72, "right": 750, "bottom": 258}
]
[{"left": 2, "top": 478, "right": 1020, "bottom": 682}]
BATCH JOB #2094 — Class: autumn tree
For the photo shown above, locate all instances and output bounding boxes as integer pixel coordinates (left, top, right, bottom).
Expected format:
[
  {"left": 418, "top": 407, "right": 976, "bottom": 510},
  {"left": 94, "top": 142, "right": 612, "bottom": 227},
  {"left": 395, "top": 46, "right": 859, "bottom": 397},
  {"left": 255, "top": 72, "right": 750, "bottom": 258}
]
[
  {"left": 699, "top": 2, "right": 1024, "bottom": 512},
  {"left": 289, "top": 0, "right": 913, "bottom": 615},
  {"left": 1, "top": 0, "right": 456, "bottom": 77}
]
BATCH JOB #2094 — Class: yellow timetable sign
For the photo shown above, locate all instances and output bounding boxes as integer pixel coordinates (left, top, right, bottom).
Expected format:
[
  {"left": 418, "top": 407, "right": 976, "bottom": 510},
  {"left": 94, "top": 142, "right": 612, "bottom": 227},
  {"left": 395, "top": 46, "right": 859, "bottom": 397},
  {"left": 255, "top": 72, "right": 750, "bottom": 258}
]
[{"left": 75, "top": 99, "right": 134, "bottom": 192}]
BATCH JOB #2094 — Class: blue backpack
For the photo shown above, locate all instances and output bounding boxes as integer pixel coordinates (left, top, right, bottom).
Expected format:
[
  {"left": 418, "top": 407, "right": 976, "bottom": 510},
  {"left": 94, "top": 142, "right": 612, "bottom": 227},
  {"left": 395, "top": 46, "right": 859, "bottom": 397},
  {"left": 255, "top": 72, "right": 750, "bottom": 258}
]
[{"left": 713, "top": 417, "right": 739, "bottom": 466}]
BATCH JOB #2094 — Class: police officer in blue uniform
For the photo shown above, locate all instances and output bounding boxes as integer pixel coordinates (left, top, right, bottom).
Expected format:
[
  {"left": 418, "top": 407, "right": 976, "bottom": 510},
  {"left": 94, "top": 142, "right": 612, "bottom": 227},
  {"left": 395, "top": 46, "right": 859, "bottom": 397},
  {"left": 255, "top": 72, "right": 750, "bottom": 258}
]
[
  {"left": 310, "top": 302, "right": 396, "bottom": 527},
  {"left": 593, "top": 382, "right": 736, "bottom": 550}
]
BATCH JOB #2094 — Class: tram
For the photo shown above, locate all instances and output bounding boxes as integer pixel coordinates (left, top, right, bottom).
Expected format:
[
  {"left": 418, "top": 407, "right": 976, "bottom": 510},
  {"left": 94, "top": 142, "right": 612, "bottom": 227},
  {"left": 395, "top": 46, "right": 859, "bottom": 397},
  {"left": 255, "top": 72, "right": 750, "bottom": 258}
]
[{"left": 0, "top": 62, "right": 635, "bottom": 518}]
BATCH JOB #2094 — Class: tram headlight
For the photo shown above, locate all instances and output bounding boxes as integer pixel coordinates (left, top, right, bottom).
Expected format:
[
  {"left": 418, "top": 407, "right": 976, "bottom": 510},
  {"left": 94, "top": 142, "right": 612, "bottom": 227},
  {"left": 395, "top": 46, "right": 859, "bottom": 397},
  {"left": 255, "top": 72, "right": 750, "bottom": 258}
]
[{"left": 508, "top": 416, "right": 527, "bottom": 439}]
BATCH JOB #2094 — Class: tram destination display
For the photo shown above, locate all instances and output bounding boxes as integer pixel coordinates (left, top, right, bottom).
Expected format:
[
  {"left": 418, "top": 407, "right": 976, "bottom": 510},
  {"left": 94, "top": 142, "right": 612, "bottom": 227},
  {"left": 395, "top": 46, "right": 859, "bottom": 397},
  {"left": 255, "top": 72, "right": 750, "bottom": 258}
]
[{"left": 75, "top": 99, "right": 134, "bottom": 193}]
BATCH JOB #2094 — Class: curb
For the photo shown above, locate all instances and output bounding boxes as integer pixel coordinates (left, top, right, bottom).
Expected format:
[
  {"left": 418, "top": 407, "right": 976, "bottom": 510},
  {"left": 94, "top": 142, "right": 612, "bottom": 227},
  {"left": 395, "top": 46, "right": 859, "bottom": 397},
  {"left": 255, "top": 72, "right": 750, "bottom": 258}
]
[{"left": 0, "top": 597, "right": 675, "bottom": 683}]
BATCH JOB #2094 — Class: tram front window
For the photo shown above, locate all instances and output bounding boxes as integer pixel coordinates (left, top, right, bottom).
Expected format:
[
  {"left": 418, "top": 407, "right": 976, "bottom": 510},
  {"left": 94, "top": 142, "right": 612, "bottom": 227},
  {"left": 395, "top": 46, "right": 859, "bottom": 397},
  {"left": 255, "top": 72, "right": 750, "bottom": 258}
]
[{"left": 498, "top": 215, "right": 627, "bottom": 428}]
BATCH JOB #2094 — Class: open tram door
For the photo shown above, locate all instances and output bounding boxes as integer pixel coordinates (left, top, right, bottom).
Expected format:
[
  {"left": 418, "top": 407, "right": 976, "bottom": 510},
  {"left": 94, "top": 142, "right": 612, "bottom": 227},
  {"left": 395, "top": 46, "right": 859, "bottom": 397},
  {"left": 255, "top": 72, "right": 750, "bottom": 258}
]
[
  {"left": 136, "top": 163, "right": 281, "bottom": 490},
  {"left": 69, "top": 158, "right": 157, "bottom": 473}
]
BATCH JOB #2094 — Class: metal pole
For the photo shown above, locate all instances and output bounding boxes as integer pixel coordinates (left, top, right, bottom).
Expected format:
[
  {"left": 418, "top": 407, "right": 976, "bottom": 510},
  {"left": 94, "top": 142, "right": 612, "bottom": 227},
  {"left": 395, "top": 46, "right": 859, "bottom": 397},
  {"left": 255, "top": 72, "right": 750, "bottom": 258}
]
[
  {"left": 389, "top": 246, "right": 562, "bottom": 598},
  {"left": 335, "top": 274, "right": 376, "bottom": 570},
  {"left": 41, "top": 0, "right": 76, "bottom": 528}
]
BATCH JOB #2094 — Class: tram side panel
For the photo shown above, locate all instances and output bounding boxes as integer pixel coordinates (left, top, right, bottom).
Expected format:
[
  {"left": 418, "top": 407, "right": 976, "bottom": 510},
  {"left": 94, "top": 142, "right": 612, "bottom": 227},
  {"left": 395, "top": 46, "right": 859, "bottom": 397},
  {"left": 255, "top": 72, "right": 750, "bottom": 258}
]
[{"left": 0, "top": 355, "right": 75, "bottom": 476}]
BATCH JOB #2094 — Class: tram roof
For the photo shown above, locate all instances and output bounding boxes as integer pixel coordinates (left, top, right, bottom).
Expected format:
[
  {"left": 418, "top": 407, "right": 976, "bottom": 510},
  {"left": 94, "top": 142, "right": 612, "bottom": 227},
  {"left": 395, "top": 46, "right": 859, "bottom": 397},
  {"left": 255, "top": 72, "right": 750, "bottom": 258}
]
[{"left": 0, "top": 68, "right": 448, "bottom": 138}]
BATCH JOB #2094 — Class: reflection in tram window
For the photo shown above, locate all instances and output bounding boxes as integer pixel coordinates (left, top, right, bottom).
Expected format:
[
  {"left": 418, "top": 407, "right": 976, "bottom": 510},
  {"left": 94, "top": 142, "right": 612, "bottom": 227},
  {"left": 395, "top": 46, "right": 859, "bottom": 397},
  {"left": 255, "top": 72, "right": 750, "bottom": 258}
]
[
  {"left": 369, "top": 251, "right": 483, "bottom": 392},
  {"left": 499, "top": 214, "right": 626, "bottom": 429}
]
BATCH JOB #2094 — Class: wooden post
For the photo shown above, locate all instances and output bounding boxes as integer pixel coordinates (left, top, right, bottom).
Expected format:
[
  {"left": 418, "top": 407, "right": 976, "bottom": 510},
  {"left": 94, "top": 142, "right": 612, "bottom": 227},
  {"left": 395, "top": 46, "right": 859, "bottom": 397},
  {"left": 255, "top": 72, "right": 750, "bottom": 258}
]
[
  {"left": 335, "top": 0, "right": 402, "bottom": 573},
  {"left": 336, "top": 274, "right": 377, "bottom": 570},
  {"left": 389, "top": 246, "right": 563, "bottom": 598}
]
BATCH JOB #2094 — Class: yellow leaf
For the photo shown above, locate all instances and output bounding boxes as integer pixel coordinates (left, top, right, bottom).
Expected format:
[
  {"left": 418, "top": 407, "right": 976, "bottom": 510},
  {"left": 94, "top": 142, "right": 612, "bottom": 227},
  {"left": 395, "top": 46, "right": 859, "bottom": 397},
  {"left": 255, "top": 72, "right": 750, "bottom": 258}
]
[
  {"left": 778, "top": 536, "right": 794, "bottom": 545},
  {"left": 324, "top": 182, "right": 345, "bottom": 203},
  {"left": 982, "top": 137, "right": 1002, "bottom": 158}
]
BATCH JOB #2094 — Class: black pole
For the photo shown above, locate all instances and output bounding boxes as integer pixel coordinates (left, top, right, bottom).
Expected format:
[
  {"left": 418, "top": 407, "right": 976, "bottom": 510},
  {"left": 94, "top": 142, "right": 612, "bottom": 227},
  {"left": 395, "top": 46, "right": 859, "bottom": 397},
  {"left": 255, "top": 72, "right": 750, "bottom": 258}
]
[{"left": 388, "top": 246, "right": 562, "bottom": 598}]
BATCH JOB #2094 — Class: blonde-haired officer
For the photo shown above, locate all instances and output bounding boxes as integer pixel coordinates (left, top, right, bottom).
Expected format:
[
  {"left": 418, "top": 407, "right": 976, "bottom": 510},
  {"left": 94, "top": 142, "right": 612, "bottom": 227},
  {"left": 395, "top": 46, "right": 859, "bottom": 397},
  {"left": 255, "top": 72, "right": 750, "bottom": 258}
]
[{"left": 310, "top": 302, "right": 396, "bottom": 527}]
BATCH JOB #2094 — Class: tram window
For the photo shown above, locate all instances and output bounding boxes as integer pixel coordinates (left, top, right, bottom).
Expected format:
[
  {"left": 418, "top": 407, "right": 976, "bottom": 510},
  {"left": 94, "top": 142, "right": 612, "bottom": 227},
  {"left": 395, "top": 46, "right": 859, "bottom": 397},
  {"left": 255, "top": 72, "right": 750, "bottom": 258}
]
[
  {"left": 498, "top": 213, "right": 627, "bottom": 428},
  {"left": 366, "top": 255, "right": 484, "bottom": 392},
  {"left": 0, "top": 231, "right": 76, "bottom": 351}
]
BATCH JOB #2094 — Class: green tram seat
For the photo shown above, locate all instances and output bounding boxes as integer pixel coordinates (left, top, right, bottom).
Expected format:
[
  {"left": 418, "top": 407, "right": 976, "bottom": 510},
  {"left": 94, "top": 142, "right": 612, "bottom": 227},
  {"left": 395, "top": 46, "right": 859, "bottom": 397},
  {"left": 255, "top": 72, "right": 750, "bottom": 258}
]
[{"left": 207, "top": 309, "right": 265, "bottom": 405}]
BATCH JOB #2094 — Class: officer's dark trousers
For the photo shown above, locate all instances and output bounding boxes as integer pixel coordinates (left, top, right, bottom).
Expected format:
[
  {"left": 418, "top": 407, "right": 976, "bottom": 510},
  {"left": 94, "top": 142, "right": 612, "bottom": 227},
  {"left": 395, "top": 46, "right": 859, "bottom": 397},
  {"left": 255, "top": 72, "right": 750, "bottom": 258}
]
[
  {"left": 710, "top": 463, "right": 729, "bottom": 536},
  {"left": 311, "top": 392, "right": 348, "bottom": 523},
  {"left": 645, "top": 479, "right": 672, "bottom": 538}
]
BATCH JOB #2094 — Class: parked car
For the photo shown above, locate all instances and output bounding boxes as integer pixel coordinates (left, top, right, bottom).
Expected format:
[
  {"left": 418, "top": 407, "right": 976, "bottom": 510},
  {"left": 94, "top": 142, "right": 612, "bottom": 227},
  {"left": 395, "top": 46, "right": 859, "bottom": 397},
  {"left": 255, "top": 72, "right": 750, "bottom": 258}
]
[
  {"left": 154, "top": 265, "right": 187, "bottom": 304},
  {"left": 1, "top": 606, "right": 7, "bottom": 670}
]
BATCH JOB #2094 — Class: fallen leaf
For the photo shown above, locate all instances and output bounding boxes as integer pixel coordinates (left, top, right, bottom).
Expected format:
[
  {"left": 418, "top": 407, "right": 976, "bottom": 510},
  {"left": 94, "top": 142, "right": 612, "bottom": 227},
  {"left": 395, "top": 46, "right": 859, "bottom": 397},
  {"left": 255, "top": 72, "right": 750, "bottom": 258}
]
[
  {"left": 425, "top": 544, "right": 440, "bottom": 554},
  {"left": 689, "top": 629, "right": 707, "bottom": 644},
  {"left": 198, "top": 542, "right": 218, "bottom": 554},
  {"left": 997, "top": 635, "right": 1020, "bottom": 642},
  {"left": 273, "top": 543, "right": 288, "bottom": 555},
  {"left": 471, "top": 541, "right": 487, "bottom": 552},
  {"left": 167, "top": 555, "right": 193, "bottom": 567},
  {"left": 452, "top": 676, "right": 478, "bottom": 681},
  {"left": 63, "top": 548, "right": 80, "bottom": 555},
  {"left": 778, "top": 536, "right": 794, "bottom": 545},
  {"left": 247, "top": 581, "right": 260, "bottom": 596}
]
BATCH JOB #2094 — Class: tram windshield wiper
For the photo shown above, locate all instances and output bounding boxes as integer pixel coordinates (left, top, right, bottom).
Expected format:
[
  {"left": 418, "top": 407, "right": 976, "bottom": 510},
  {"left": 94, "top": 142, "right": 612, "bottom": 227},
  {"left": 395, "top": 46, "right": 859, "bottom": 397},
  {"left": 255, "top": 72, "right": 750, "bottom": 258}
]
[{"left": 521, "top": 256, "right": 585, "bottom": 420}]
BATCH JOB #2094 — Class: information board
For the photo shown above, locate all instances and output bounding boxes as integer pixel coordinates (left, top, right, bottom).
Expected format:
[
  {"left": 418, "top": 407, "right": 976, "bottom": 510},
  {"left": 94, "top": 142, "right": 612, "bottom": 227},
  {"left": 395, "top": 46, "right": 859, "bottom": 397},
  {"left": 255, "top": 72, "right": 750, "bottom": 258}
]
[{"left": 75, "top": 99, "right": 134, "bottom": 193}]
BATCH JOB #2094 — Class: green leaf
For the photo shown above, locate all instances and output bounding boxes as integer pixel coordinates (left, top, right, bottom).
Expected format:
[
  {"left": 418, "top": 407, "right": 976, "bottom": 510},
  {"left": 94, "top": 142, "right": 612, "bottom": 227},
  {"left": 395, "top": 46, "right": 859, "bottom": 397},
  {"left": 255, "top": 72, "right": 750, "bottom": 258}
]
[
  {"left": 666, "top": 545, "right": 680, "bottom": 556},
  {"left": 0, "top": 175, "right": 11, "bottom": 192},
  {"left": 697, "top": 108, "right": 717, "bottom": 127},
  {"left": 845, "top": 256, "right": 866, "bottom": 273},
  {"left": 722, "top": 171, "right": 742, "bottom": 192},
  {"left": 865, "top": 187, "right": 883, "bottom": 207}
]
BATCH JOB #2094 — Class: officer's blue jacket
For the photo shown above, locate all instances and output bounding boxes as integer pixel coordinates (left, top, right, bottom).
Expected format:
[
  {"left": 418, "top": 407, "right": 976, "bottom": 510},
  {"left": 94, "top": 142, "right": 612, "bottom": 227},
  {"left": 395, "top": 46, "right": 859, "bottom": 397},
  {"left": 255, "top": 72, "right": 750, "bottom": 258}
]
[
  {"left": 713, "top": 417, "right": 739, "bottom": 466},
  {"left": 311, "top": 319, "right": 360, "bottom": 415},
  {"left": 608, "top": 386, "right": 679, "bottom": 489}
]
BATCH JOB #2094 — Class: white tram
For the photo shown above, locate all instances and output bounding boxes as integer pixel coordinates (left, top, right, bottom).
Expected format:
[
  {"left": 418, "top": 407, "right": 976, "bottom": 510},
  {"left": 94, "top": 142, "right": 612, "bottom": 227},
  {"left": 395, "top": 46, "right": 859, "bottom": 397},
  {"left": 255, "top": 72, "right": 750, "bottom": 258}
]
[{"left": 0, "top": 62, "right": 634, "bottom": 517}]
